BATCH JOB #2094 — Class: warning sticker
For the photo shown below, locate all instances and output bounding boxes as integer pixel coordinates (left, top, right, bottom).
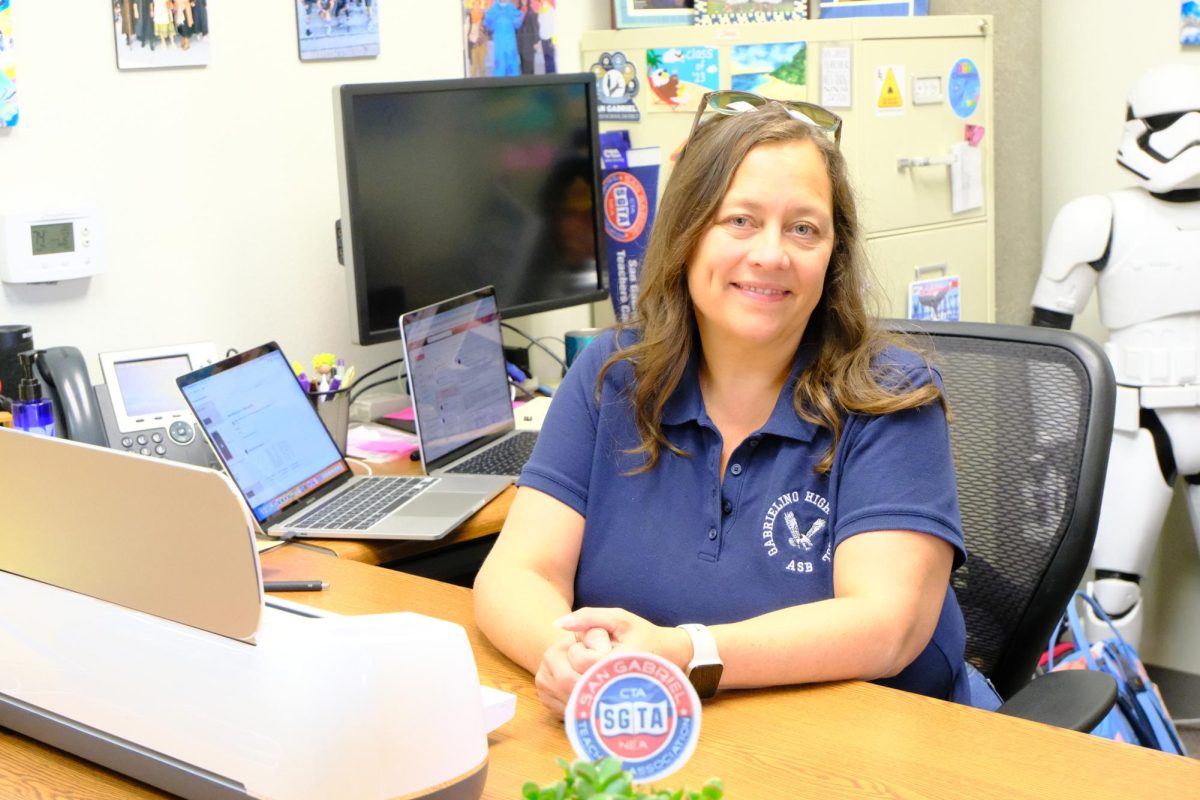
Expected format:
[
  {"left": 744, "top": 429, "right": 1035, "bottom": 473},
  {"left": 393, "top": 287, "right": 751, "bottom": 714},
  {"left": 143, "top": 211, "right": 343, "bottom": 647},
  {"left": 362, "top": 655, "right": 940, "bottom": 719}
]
[{"left": 875, "top": 64, "right": 905, "bottom": 116}]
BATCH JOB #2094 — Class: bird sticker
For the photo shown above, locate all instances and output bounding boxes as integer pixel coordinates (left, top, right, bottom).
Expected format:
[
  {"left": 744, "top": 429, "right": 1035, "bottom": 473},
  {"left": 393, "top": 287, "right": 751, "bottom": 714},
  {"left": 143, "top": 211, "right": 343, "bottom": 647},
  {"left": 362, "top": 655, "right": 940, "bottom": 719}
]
[
  {"left": 648, "top": 67, "right": 684, "bottom": 108},
  {"left": 785, "top": 513, "right": 824, "bottom": 552}
]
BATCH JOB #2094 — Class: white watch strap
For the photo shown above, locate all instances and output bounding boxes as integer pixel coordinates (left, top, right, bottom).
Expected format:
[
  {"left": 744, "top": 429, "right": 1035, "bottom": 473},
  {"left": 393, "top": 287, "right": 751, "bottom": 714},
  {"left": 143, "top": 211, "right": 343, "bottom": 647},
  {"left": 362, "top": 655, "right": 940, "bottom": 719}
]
[{"left": 678, "top": 623, "right": 721, "bottom": 671}]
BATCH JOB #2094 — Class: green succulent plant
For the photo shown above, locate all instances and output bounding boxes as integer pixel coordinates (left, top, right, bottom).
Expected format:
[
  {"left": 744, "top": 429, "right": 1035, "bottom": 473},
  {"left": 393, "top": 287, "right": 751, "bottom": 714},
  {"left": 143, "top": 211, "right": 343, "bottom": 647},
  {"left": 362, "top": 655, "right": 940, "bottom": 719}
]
[{"left": 521, "top": 756, "right": 724, "bottom": 800}]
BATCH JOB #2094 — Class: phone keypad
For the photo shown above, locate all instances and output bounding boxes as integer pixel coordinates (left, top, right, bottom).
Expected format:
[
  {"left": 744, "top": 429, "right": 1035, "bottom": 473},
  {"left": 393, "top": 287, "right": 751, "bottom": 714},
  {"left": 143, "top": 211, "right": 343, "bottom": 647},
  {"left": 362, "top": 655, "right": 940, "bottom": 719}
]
[{"left": 118, "top": 428, "right": 173, "bottom": 460}]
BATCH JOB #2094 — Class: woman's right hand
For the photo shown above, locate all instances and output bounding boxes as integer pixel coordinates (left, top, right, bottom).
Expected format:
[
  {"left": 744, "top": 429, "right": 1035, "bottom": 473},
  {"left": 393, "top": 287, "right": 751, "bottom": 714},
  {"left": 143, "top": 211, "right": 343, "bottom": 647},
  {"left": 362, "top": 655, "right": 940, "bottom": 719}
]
[{"left": 534, "top": 627, "right": 613, "bottom": 717}]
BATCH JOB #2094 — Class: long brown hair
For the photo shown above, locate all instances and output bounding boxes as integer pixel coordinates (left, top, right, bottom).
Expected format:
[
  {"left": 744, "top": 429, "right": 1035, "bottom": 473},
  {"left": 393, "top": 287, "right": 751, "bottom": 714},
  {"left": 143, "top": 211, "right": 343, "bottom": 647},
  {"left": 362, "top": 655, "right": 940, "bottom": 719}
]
[{"left": 598, "top": 102, "right": 944, "bottom": 474}]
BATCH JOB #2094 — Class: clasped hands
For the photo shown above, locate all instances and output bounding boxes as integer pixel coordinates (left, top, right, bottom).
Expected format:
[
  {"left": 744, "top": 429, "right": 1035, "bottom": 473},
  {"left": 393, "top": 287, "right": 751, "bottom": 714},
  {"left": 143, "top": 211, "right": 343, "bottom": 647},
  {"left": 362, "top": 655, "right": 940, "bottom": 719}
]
[{"left": 534, "top": 607, "right": 691, "bottom": 717}]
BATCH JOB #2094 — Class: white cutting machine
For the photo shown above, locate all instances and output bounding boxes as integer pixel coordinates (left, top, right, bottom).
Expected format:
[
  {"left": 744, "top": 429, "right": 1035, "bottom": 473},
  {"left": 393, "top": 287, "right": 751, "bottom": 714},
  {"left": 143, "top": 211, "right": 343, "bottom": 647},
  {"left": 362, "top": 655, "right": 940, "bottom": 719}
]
[{"left": 0, "top": 428, "right": 508, "bottom": 799}]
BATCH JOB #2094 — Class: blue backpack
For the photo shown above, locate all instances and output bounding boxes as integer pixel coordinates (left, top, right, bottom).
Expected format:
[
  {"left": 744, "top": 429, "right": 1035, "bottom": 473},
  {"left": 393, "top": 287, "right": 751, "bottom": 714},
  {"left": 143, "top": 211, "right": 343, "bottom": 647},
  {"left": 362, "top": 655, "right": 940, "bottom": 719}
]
[{"left": 1046, "top": 592, "right": 1187, "bottom": 755}]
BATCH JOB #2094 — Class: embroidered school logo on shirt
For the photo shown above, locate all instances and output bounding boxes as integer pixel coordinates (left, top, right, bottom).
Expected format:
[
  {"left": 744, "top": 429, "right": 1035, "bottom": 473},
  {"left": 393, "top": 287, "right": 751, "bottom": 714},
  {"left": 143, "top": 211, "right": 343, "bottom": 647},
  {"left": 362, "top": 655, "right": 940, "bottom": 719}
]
[
  {"left": 565, "top": 652, "right": 701, "bottom": 783},
  {"left": 761, "top": 489, "right": 831, "bottom": 573}
]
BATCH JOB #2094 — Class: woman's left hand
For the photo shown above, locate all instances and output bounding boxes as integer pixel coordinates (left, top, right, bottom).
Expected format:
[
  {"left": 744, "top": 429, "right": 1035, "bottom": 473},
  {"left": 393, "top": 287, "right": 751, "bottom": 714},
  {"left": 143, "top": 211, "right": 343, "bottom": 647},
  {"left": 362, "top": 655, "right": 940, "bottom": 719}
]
[{"left": 556, "top": 607, "right": 692, "bottom": 670}]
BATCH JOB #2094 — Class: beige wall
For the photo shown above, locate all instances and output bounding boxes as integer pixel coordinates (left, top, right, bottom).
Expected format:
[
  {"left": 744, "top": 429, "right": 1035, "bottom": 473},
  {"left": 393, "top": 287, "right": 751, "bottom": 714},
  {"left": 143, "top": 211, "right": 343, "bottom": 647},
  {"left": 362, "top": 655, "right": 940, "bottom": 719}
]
[{"left": 1042, "top": 3, "right": 1200, "bottom": 674}]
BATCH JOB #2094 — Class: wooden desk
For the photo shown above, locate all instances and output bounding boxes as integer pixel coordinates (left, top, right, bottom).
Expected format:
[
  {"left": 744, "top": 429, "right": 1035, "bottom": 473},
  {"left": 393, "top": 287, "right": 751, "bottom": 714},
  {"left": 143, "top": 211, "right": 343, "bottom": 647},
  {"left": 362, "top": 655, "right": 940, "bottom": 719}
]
[
  {"left": 296, "top": 458, "right": 514, "bottom": 566},
  {"left": 7, "top": 546, "right": 1196, "bottom": 799},
  {"left": 266, "top": 549, "right": 1200, "bottom": 798}
]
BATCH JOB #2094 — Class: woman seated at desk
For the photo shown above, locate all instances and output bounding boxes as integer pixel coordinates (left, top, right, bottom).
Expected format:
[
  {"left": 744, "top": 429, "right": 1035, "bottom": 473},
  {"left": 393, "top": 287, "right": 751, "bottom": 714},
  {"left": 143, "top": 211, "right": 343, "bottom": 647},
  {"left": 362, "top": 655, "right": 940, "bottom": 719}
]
[{"left": 475, "top": 92, "right": 981, "bottom": 715}]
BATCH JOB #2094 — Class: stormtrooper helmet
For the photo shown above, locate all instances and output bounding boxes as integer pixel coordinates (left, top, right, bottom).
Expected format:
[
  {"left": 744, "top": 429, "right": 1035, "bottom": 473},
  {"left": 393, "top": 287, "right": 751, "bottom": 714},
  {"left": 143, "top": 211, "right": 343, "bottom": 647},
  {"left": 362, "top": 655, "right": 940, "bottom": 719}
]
[{"left": 1117, "top": 63, "right": 1200, "bottom": 193}]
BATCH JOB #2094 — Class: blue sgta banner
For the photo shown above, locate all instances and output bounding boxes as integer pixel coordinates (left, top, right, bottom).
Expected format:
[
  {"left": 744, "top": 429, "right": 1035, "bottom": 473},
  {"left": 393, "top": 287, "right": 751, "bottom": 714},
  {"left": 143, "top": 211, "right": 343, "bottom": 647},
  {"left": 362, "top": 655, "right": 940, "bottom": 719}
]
[{"left": 600, "top": 131, "right": 660, "bottom": 323}]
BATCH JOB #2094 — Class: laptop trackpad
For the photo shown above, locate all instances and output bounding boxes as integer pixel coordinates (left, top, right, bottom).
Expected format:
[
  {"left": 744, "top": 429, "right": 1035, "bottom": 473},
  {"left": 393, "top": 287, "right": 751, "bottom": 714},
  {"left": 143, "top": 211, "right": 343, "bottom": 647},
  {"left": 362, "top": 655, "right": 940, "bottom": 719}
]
[{"left": 401, "top": 491, "right": 483, "bottom": 517}]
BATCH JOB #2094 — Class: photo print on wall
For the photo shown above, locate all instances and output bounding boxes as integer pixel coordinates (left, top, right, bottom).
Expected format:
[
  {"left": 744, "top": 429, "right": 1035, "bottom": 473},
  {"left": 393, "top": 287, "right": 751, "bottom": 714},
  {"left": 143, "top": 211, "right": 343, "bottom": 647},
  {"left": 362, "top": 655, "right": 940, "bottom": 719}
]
[
  {"left": 730, "top": 41, "right": 808, "bottom": 100},
  {"left": 297, "top": 0, "right": 379, "bottom": 62},
  {"left": 464, "top": 0, "right": 558, "bottom": 78},
  {"left": 1184, "top": 1, "right": 1200, "bottom": 45},
  {"left": 113, "top": 0, "right": 210, "bottom": 70},
  {"left": 0, "top": 0, "right": 15, "bottom": 127}
]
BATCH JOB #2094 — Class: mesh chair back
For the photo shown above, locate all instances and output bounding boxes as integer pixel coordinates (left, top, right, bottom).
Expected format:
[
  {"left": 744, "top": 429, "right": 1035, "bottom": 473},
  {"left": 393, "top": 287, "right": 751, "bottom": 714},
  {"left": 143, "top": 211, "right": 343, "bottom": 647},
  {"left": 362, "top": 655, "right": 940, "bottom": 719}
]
[{"left": 884, "top": 321, "right": 1115, "bottom": 699}]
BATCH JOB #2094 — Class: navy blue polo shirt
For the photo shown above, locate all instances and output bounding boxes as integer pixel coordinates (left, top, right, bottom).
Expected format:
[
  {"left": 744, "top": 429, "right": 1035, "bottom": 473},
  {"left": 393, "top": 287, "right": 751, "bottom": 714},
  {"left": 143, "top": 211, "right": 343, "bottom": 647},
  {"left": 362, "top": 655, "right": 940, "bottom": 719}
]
[{"left": 518, "top": 330, "right": 970, "bottom": 703}]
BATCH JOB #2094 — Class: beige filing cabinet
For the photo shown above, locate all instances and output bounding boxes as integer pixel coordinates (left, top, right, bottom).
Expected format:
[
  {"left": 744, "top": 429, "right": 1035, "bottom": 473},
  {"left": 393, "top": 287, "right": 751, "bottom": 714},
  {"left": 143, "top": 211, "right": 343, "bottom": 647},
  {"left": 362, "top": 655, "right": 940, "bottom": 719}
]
[{"left": 581, "top": 15, "right": 995, "bottom": 322}]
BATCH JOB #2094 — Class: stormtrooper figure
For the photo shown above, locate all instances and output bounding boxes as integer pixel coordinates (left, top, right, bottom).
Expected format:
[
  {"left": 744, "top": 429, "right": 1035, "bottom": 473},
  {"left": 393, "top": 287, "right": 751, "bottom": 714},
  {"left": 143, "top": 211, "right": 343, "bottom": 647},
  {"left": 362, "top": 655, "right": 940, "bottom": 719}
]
[{"left": 1031, "top": 64, "right": 1200, "bottom": 647}]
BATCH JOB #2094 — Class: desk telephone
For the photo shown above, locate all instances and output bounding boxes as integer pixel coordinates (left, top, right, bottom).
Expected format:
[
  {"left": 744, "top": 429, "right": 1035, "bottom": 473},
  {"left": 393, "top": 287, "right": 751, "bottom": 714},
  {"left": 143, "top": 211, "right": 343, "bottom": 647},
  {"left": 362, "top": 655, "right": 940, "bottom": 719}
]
[{"left": 34, "top": 342, "right": 221, "bottom": 469}]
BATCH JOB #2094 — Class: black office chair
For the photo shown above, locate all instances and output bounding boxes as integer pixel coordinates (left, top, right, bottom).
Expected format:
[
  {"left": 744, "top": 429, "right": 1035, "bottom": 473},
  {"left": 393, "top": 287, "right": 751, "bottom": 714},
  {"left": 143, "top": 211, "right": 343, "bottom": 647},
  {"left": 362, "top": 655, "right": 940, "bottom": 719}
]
[{"left": 885, "top": 320, "right": 1118, "bottom": 730}]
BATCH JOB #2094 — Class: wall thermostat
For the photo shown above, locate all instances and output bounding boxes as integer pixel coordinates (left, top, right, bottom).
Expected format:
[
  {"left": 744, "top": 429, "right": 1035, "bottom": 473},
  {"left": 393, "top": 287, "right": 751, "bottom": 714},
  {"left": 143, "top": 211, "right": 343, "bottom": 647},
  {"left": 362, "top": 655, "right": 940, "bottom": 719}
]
[{"left": 0, "top": 210, "right": 106, "bottom": 284}]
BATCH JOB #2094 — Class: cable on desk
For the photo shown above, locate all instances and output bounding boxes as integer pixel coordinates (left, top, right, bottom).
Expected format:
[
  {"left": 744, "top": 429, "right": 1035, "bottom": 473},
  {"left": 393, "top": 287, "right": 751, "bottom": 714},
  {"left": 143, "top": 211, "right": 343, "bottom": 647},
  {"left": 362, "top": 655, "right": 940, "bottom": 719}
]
[
  {"left": 508, "top": 378, "right": 536, "bottom": 400},
  {"left": 346, "top": 457, "right": 375, "bottom": 476},
  {"left": 501, "top": 321, "right": 569, "bottom": 375},
  {"left": 353, "top": 357, "right": 404, "bottom": 386}
]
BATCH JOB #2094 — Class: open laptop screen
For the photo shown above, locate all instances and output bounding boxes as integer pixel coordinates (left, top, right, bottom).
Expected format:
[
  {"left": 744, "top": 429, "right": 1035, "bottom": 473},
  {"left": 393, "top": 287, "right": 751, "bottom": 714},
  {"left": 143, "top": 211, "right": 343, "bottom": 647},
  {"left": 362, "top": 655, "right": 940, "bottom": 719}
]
[
  {"left": 402, "top": 287, "right": 514, "bottom": 466},
  {"left": 178, "top": 344, "right": 349, "bottom": 523}
]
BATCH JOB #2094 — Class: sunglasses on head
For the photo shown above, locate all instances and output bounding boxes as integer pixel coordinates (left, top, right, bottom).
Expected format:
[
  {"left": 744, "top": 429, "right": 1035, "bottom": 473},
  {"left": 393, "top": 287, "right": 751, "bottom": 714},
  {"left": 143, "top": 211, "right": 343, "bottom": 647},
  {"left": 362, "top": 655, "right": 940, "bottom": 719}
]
[{"left": 680, "top": 90, "right": 843, "bottom": 162}]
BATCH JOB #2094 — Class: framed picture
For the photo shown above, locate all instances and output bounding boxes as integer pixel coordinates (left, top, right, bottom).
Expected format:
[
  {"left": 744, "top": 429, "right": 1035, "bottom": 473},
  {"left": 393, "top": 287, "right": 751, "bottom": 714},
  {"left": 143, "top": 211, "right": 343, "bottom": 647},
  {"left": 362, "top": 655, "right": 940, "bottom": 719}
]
[
  {"left": 113, "top": 0, "right": 211, "bottom": 70},
  {"left": 464, "top": 0, "right": 558, "bottom": 78},
  {"left": 693, "top": 1, "right": 805, "bottom": 26},
  {"left": 613, "top": 0, "right": 695, "bottom": 30},
  {"left": 296, "top": 0, "right": 379, "bottom": 62},
  {"left": 817, "top": 0, "right": 927, "bottom": 19}
]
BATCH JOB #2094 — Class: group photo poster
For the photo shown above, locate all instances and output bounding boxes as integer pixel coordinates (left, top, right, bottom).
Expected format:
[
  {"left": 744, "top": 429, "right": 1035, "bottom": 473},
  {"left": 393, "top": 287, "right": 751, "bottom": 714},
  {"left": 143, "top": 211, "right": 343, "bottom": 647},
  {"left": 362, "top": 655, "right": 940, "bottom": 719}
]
[
  {"left": 113, "top": 0, "right": 210, "bottom": 70},
  {"left": 464, "top": 0, "right": 557, "bottom": 78},
  {"left": 297, "top": 0, "right": 379, "bottom": 62}
]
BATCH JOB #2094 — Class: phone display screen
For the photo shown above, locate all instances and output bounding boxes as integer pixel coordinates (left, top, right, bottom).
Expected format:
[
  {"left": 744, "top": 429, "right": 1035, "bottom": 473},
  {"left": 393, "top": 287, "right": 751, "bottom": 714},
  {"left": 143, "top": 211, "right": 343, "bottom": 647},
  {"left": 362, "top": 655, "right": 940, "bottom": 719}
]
[{"left": 114, "top": 355, "right": 192, "bottom": 417}]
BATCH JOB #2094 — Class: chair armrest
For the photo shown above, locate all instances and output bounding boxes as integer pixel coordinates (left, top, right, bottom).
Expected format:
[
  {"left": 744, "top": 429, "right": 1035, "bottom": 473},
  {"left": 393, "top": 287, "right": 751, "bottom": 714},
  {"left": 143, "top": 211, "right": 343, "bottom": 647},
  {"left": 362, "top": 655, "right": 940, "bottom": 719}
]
[{"left": 995, "top": 670, "right": 1117, "bottom": 732}]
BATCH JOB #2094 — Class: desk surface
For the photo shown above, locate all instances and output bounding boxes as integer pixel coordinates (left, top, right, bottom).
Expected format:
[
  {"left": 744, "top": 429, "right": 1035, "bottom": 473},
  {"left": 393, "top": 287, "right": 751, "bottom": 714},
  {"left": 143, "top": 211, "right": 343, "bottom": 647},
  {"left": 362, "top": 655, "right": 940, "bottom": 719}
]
[{"left": 6, "top": 544, "right": 1198, "bottom": 799}]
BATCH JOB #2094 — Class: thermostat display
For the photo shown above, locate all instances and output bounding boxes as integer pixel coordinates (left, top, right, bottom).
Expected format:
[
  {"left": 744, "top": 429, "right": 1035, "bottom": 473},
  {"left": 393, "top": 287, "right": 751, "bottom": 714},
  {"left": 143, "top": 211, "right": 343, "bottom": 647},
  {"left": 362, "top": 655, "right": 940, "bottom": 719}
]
[
  {"left": 30, "top": 222, "right": 75, "bottom": 256},
  {"left": 0, "top": 210, "right": 105, "bottom": 283}
]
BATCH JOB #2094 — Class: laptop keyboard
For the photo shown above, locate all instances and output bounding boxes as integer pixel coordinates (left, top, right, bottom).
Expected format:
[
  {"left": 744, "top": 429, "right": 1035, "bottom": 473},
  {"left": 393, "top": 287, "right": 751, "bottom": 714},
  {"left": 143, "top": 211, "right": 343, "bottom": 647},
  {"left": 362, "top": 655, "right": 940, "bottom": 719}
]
[
  {"left": 447, "top": 432, "right": 538, "bottom": 476},
  {"left": 289, "top": 476, "right": 437, "bottom": 530}
]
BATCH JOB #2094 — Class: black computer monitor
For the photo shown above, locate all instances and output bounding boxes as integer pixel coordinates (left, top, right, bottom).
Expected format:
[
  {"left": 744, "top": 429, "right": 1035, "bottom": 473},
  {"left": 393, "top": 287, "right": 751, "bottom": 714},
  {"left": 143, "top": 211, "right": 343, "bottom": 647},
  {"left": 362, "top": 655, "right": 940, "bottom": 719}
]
[{"left": 334, "top": 73, "right": 608, "bottom": 346}]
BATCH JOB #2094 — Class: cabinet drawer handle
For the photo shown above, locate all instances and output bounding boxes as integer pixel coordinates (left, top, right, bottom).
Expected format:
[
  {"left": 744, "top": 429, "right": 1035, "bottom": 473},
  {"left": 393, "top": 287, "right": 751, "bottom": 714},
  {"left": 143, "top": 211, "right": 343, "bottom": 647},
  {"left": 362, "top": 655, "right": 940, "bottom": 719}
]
[
  {"left": 897, "top": 156, "right": 955, "bottom": 170},
  {"left": 914, "top": 263, "right": 948, "bottom": 281}
]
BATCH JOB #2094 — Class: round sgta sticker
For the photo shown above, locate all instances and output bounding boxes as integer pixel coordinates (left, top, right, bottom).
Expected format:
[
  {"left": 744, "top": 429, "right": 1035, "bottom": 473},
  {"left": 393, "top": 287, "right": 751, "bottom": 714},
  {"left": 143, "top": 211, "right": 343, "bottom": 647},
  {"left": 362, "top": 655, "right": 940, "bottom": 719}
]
[{"left": 564, "top": 651, "right": 701, "bottom": 783}]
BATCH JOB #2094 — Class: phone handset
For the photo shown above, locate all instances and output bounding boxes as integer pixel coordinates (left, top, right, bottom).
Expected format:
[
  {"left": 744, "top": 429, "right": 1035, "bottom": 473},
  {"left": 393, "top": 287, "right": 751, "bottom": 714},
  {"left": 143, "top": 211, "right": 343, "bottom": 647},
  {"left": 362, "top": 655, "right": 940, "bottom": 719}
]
[{"left": 34, "top": 347, "right": 108, "bottom": 446}]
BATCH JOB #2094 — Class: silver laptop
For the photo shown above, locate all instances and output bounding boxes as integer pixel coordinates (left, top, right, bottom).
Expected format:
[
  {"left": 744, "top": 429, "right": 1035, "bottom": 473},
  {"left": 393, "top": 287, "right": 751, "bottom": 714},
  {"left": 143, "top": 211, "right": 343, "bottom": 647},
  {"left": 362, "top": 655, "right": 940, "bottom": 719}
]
[
  {"left": 401, "top": 286, "right": 539, "bottom": 480},
  {"left": 176, "top": 342, "right": 510, "bottom": 541}
]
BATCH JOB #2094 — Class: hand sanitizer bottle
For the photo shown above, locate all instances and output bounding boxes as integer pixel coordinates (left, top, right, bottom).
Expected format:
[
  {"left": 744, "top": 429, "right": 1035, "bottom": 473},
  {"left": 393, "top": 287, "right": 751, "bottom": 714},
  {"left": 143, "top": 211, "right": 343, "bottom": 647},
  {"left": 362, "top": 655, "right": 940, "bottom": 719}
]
[{"left": 11, "top": 351, "right": 56, "bottom": 437}]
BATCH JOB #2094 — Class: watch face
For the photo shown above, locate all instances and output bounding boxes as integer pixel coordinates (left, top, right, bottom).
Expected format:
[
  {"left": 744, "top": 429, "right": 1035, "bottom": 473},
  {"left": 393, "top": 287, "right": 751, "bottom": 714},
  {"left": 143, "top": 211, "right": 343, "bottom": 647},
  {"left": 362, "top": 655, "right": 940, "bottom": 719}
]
[{"left": 689, "top": 663, "right": 723, "bottom": 699}]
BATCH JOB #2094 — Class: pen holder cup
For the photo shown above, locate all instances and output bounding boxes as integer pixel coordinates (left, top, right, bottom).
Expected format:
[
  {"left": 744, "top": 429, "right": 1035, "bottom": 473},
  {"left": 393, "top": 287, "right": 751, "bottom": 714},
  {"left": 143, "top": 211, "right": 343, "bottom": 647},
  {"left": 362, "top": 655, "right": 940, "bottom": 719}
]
[{"left": 308, "top": 387, "right": 352, "bottom": 454}]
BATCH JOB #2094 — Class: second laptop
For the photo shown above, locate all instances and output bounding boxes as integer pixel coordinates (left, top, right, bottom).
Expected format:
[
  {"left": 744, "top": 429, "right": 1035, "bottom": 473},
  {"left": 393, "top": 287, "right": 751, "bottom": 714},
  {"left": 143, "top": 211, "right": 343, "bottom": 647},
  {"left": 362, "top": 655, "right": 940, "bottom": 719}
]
[{"left": 400, "top": 286, "right": 540, "bottom": 480}]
